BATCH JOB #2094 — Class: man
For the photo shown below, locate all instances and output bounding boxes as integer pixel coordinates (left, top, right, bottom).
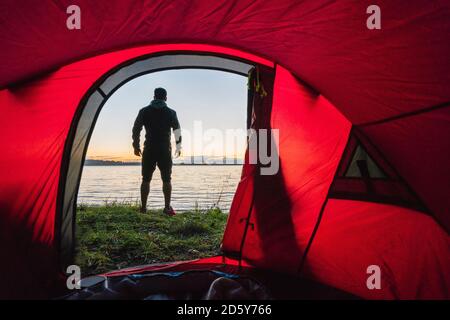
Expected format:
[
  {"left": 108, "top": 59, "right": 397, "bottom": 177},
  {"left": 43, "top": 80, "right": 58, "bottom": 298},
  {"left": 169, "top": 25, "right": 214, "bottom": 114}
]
[{"left": 132, "top": 87, "right": 182, "bottom": 215}]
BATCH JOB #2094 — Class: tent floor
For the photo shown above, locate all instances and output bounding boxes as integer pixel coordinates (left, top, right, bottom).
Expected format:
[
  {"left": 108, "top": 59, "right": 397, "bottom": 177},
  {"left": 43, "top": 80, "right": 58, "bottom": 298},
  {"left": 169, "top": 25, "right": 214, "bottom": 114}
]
[
  {"left": 66, "top": 259, "right": 358, "bottom": 300},
  {"left": 248, "top": 269, "right": 358, "bottom": 300}
]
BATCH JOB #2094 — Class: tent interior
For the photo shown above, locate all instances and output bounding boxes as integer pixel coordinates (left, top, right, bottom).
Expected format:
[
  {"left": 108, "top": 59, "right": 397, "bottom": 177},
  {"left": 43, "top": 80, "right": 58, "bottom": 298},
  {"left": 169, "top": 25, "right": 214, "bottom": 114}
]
[
  {"left": 65, "top": 54, "right": 358, "bottom": 301},
  {"left": 0, "top": 1, "right": 449, "bottom": 300}
]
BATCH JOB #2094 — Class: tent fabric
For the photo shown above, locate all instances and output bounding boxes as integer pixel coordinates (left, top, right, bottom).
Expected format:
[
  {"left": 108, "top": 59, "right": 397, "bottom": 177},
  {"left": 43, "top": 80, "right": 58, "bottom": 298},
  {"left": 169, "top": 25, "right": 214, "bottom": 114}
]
[
  {"left": 304, "top": 199, "right": 450, "bottom": 299},
  {"left": 224, "top": 66, "right": 450, "bottom": 298},
  {"left": 222, "top": 65, "right": 276, "bottom": 259},
  {"left": 0, "top": 1, "right": 449, "bottom": 299},
  {"left": 1, "top": 1, "right": 449, "bottom": 121},
  {"left": 329, "top": 131, "right": 428, "bottom": 212},
  {"left": 223, "top": 65, "right": 351, "bottom": 274},
  {"left": 361, "top": 108, "right": 450, "bottom": 230}
]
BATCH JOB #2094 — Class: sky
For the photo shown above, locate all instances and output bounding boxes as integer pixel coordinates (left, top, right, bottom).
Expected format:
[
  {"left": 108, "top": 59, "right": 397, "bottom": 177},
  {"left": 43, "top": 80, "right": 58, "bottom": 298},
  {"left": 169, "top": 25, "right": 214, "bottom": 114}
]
[{"left": 87, "top": 69, "right": 248, "bottom": 162}]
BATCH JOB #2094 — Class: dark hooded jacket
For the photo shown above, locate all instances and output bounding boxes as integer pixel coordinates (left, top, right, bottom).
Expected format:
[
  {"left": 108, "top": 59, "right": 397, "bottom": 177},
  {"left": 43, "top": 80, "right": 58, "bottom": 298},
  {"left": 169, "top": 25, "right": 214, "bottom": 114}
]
[{"left": 132, "top": 99, "right": 180, "bottom": 151}]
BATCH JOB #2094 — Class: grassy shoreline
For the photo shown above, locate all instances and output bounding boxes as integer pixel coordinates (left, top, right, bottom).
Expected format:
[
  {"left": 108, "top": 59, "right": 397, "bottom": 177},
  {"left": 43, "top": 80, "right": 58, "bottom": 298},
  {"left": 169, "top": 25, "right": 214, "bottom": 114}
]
[{"left": 75, "top": 204, "right": 228, "bottom": 276}]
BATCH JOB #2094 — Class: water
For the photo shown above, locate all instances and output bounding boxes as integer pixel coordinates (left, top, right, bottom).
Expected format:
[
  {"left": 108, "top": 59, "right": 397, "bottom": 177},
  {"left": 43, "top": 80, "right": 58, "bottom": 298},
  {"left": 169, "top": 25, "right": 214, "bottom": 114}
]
[{"left": 78, "top": 165, "right": 242, "bottom": 212}]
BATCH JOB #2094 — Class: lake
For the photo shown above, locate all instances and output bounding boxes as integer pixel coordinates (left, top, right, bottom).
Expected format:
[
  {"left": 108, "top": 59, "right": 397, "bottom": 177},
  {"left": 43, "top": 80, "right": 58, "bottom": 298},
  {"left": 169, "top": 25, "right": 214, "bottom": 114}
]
[{"left": 78, "top": 165, "right": 242, "bottom": 212}]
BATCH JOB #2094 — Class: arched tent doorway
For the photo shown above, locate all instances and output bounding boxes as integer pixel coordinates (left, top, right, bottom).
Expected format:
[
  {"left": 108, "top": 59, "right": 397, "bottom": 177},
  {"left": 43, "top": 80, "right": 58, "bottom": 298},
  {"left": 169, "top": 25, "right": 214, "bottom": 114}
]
[
  {"left": 57, "top": 48, "right": 271, "bottom": 270},
  {"left": 0, "top": 43, "right": 277, "bottom": 298}
]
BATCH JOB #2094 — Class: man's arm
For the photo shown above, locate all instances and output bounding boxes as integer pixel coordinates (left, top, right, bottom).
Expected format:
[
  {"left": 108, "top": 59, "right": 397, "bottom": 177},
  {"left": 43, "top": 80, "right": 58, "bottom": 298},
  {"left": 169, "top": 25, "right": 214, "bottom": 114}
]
[
  {"left": 171, "top": 111, "right": 182, "bottom": 157},
  {"left": 132, "top": 110, "right": 144, "bottom": 156}
]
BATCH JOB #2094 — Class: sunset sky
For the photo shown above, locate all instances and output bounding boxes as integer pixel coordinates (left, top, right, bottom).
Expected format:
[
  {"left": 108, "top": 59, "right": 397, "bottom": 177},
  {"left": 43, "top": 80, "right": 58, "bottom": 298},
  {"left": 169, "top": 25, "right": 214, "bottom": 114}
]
[{"left": 87, "top": 69, "right": 248, "bottom": 162}]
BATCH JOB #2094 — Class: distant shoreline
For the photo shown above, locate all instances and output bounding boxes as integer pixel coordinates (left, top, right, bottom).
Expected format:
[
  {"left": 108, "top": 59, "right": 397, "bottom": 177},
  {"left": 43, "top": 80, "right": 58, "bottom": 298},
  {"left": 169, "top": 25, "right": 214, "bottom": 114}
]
[
  {"left": 84, "top": 160, "right": 243, "bottom": 166},
  {"left": 84, "top": 163, "right": 242, "bottom": 166}
]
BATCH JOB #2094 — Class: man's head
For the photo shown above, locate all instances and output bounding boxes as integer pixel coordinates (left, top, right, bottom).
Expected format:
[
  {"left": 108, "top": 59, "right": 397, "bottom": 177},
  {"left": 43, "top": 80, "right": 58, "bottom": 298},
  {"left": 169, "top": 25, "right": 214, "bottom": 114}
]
[{"left": 154, "top": 87, "right": 167, "bottom": 101}]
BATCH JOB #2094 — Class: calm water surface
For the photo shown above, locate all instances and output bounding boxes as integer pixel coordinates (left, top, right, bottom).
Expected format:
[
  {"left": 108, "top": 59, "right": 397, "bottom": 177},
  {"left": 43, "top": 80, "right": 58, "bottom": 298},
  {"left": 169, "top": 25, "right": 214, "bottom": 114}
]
[{"left": 78, "top": 165, "right": 242, "bottom": 212}]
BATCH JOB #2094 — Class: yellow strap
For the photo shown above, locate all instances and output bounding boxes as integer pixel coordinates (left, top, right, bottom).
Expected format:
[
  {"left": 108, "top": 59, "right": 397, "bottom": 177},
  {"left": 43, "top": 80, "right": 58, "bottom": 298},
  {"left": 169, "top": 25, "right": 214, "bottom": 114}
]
[
  {"left": 255, "top": 67, "right": 267, "bottom": 98},
  {"left": 247, "top": 67, "right": 267, "bottom": 98}
]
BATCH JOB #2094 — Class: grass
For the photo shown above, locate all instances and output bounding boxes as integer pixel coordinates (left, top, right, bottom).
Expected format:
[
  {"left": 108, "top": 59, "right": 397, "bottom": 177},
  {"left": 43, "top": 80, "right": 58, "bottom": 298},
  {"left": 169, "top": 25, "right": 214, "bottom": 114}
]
[{"left": 75, "top": 203, "right": 228, "bottom": 276}]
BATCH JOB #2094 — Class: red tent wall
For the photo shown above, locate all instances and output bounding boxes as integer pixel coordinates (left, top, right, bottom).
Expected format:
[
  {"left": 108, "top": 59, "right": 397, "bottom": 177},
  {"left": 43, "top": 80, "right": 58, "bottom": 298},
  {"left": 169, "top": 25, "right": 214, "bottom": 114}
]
[
  {"left": 361, "top": 109, "right": 450, "bottom": 230},
  {"left": 224, "top": 66, "right": 449, "bottom": 299},
  {"left": 305, "top": 200, "right": 450, "bottom": 299},
  {"left": 223, "top": 66, "right": 351, "bottom": 273}
]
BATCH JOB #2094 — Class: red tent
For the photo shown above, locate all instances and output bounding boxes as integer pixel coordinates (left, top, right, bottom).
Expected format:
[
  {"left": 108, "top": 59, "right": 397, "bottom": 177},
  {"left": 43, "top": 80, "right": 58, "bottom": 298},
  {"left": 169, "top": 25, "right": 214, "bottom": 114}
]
[{"left": 0, "top": 0, "right": 449, "bottom": 299}]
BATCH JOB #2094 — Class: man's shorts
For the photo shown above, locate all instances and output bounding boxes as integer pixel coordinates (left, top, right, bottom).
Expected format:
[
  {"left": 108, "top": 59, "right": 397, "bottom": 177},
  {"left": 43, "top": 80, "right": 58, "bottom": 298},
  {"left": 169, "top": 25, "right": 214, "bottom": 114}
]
[{"left": 142, "top": 147, "right": 172, "bottom": 182}]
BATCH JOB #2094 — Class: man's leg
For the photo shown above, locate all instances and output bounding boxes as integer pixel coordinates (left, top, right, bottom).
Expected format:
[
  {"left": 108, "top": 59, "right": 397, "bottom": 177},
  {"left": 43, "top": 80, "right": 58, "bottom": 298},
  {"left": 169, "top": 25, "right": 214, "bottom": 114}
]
[
  {"left": 140, "top": 180, "right": 150, "bottom": 213},
  {"left": 162, "top": 181, "right": 171, "bottom": 210},
  {"left": 141, "top": 148, "right": 156, "bottom": 213},
  {"left": 158, "top": 151, "right": 174, "bottom": 214}
]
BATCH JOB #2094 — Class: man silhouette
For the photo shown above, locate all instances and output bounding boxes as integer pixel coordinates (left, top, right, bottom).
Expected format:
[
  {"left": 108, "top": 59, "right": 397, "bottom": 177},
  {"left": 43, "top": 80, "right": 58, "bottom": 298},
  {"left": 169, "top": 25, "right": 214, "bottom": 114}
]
[{"left": 132, "top": 87, "right": 182, "bottom": 215}]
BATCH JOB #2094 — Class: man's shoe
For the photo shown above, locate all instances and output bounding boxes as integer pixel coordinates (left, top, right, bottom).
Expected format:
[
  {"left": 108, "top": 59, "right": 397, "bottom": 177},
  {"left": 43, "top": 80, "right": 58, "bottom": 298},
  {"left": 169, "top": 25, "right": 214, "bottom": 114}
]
[
  {"left": 163, "top": 206, "right": 176, "bottom": 216},
  {"left": 139, "top": 206, "right": 147, "bottom": 214}
]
